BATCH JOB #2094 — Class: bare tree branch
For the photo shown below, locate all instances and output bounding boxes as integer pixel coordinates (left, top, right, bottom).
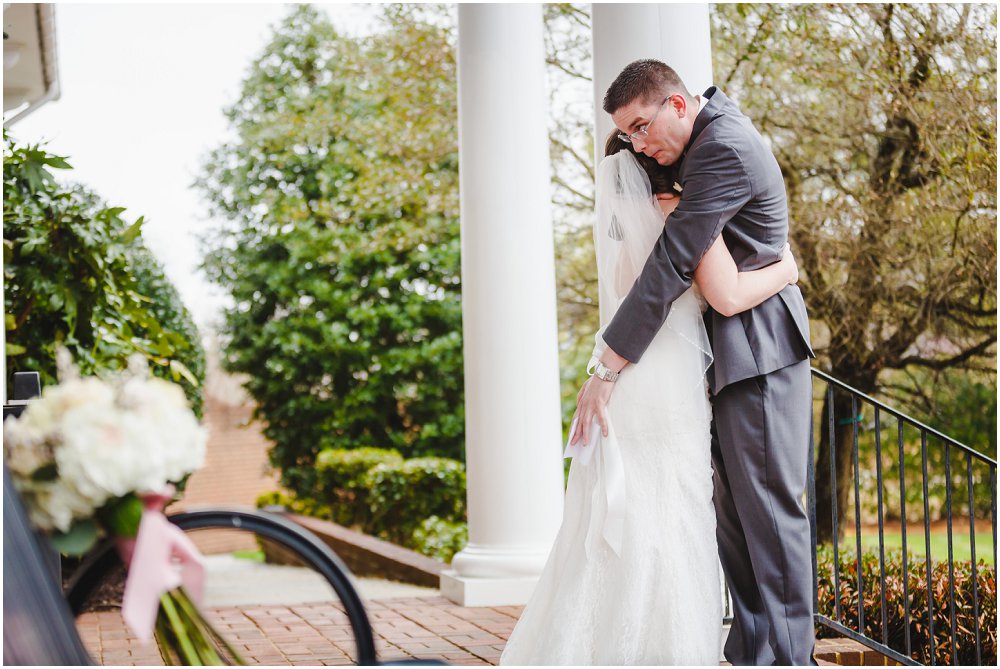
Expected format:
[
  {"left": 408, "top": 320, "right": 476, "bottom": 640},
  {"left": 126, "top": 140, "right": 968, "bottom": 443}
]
[{"left": 893, "top": 336, "right": 997, "bottom": 371}]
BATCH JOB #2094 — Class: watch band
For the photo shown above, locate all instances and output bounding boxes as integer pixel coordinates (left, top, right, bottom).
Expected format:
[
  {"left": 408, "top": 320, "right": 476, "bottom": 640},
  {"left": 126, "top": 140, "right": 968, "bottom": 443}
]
[{"left": 593, "top": 361, "right": 620, "bottom": 382}]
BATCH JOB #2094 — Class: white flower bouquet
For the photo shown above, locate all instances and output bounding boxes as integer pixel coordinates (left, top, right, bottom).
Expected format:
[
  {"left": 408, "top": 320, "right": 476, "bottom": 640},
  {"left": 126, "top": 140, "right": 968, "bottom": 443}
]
[{"left": 4, "top": 350, "right": 243, "bottom": 664}]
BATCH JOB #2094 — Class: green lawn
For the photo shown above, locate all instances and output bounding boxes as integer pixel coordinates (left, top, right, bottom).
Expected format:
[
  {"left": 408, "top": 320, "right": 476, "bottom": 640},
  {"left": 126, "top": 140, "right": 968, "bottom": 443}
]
[{"left": 840, "top": 529, "right": 994, "bottom": 564}]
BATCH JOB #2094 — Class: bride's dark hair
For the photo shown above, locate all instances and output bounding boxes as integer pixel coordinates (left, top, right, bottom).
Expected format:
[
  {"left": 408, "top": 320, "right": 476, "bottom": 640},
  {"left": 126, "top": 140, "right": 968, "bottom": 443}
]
[{"left": 604, "top": 130, "right": 679, "bottom": 196}]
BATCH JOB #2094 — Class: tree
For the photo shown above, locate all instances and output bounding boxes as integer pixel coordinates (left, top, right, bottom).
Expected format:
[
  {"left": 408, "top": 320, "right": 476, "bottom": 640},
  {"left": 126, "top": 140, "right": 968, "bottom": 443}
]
[
  {"left": 3, "top": 133, "right": 205, "bottom": 412},
  {"left": 712, "top": 3, "right": 997, "bottom": 542},
  {"left": 197, "top": 5, "right": 463, "bottom": 495},
  {"left": 543, "top": 5, "right": 604, "bottom": 424}
]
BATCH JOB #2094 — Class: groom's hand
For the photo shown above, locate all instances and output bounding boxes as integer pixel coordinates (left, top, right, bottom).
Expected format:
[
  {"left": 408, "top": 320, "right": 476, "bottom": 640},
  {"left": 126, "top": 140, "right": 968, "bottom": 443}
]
[{"left": 570, "top": 376, "right": 614, "bottom": 445}]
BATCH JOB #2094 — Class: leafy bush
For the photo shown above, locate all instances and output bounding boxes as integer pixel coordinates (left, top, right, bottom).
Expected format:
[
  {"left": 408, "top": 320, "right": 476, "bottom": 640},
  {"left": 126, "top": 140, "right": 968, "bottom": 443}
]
[
  {"left": 411, "top": 515, "right": 468, "bottom": 563},
  {"left": 362, "top": 457, "right": 466, "bottom": 544},
  {"left": 255, "top": 490, "right": 333, "bottom": 521},
  {"left": 314, "top": 447, "right": 403, "bottom": 526},
  {"left": 257, "top": 454, "right": 469, "bottom": 563},
  {"left": 816, "top": 545, "right": 997, "bottom": 665},
  {"left": 3, "top": 133, "right": 204, "bottom": 412}
]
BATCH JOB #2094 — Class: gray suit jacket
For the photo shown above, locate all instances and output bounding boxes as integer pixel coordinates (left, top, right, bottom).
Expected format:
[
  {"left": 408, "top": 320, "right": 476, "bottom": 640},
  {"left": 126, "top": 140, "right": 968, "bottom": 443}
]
[{"left": 601, "top": 87, "right": 814, "bottom": 394}]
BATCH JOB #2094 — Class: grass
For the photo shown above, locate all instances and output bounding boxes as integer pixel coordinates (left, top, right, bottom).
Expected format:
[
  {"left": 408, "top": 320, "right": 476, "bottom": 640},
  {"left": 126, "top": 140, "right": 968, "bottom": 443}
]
[
  {"left": 232, "top": 549, "right": 265, "bottom": 562},
  {"left": 840, "top": 528, "right": 995, "bottom": 565}
]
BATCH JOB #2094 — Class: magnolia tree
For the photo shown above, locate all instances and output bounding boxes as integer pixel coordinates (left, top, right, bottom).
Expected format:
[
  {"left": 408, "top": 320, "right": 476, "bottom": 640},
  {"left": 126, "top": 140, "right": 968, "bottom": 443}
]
[{"left": 197, "top": 6, "right": 463, "bottom": 494}]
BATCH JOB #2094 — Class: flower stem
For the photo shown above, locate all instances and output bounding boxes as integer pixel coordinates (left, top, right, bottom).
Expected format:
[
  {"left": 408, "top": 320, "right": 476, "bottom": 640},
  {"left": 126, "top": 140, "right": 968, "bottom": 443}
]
[
  {"left": 159, "top": 591, "right": 201, "bottom": 664},
  {"left": 154, "top": 613, "right": 180, "bottom": 664},
  {"left": 173, "top": 587, "right": 246, "bottom": 665}
]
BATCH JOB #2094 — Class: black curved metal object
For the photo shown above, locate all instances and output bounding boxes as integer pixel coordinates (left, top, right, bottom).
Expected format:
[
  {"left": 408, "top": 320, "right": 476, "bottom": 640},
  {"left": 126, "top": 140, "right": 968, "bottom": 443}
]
[
  {"left": 4, "top": 463, "right": 93, "bottom": 665},
  {"left": 66, "top": 506, "right": 378, "bottom": 666}
]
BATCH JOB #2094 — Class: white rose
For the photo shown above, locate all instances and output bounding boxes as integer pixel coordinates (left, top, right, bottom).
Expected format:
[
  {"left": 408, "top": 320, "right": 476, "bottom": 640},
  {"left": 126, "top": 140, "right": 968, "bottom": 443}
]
[
  {"left": 120, "top": 377, "right": 205, "bottom": 482},
  {"left": 19, "top": 481, "right": 96, "bottom": 533},
  {"left": 7, "top": 361, "right": 207, "bottom": 533},
  {"left": 43, "top": 377, "right": 115, "bottom": 417},
  {"left": 56, "top": 408, "right": 136, "bottom": 501},
  {"left": 3, "top": 413, "right": 54, "bottom": 477}
]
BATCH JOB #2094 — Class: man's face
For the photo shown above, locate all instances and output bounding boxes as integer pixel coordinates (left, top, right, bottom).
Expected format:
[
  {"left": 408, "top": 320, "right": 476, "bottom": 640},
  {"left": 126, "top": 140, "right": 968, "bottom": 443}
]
[{"left": 611, "top": 94, "right": 693, "bottom": 166}]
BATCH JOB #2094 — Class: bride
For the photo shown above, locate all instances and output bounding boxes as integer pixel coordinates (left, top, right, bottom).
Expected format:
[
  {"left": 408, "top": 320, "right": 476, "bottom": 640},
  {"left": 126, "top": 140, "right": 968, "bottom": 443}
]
[{"left": 499, "top": 135, "right": 798, "bottom": 666}]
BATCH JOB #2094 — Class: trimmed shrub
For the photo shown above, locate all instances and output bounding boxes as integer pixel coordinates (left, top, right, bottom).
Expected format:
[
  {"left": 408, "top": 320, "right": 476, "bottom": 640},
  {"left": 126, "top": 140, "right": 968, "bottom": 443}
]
[
  {"left": 314, "top": 447, "right": 403, "bottom": 526},
  {"left": 363, "top": 457, "right": 466, "bottom": 544},
  {"left": 816, "top": 545, "right": 997, "bottom": 665},
  {"left": 411, "top": 515, "right": 468, "bottom": 563},
  {"left": 255, "top": 490, "right": 332, "bottom": 521},
  {"left": 259, "top": 454, "right": 469, "bottom": 564}
]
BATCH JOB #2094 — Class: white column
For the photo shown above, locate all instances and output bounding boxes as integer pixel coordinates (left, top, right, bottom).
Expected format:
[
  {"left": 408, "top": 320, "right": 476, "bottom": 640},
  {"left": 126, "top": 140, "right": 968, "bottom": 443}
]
[
  {"left": 441, "top": 3, "right": 565, "bottom": 607},
  {"left": 592, "top": 3, "right": 713, "bottom": 167},
  {"left": 592, "top": 5, "right": 725, "bottom": 658}
]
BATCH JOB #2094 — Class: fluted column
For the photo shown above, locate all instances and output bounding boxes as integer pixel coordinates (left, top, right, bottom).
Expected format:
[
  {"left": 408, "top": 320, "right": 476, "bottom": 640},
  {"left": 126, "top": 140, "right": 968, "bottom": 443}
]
[
  {"left": 441, "top": 2, "right": 565, "bottom": 607},
  {"left": 592, "top": 3, "right": 713, "bottom": 167}
]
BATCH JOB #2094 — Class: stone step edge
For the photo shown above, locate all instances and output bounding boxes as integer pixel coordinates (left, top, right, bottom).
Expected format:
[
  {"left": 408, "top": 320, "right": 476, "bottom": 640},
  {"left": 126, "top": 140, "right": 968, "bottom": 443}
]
[
  {"left": 266, "top": 510, "right": 446, "bottom": 589},
  {"left": 814, "top": 637, "right": 902, "bottom": 666}
]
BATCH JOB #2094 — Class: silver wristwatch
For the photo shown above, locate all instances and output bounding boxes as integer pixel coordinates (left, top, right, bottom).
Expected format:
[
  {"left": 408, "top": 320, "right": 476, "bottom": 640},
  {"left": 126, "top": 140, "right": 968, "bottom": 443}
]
[{"left": 593, "top": 361, "right": 620, "bottom": 383}]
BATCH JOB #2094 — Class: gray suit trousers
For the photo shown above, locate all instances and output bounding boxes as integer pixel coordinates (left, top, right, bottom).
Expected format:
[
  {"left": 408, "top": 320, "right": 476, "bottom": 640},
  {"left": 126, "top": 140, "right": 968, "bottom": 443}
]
[{"left": 711, "top": 359, "right": 816, "bottom": 665}]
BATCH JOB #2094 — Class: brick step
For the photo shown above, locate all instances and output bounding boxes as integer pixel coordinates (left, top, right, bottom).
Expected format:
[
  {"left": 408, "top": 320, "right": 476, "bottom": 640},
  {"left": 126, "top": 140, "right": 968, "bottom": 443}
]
[{"left": 815, "top": 637, "right": 903, "bottom": 666}]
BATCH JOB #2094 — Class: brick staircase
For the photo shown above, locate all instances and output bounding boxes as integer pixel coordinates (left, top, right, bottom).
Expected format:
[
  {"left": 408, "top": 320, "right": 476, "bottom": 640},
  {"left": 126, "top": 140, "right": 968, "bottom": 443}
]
[{"left": 170, "top": 340, "right": 282, "bottom": 553}]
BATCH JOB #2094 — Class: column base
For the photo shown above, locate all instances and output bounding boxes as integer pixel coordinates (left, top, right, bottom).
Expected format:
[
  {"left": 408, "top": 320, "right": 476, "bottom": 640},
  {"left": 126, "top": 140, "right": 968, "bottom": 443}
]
[
  {"left": 720, "top": 622, "right": 730, "bottom": 663},
  {"left": 439, "top": 569, "right": 539, "bottom": 607}
]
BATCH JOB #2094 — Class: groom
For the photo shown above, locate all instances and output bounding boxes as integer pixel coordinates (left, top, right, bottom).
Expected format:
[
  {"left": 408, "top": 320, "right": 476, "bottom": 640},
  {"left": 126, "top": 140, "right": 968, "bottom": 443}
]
[{"left": 572, "top": 60, "right": 817, "bottom": 665}]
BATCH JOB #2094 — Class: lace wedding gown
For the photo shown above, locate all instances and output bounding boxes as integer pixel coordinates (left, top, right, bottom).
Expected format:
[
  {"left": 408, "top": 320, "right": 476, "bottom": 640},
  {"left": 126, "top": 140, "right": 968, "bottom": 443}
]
[{"left": 500, "top": 152, "right": 722, "bottom": 666}]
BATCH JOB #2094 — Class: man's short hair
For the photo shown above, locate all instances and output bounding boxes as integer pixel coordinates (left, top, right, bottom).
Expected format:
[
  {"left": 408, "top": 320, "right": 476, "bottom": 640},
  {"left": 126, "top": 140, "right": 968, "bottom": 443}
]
[{"left": 603, "top": 59, "right": 694, "bottom": 114}]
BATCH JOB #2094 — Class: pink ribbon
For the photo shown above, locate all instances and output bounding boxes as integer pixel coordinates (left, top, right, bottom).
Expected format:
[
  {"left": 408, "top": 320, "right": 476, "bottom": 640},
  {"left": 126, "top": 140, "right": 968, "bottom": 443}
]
[{"left": 117, "top": 489, "right": 205, "bottom": 643}]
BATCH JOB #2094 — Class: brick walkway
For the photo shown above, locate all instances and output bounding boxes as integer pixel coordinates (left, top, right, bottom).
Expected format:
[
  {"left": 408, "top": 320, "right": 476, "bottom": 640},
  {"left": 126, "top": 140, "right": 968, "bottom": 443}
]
[
  {"left": 77, "top": 598, "right": 856, "bottom": 665},
  {"left": 170, "top": 343, "right": 283, "bottom": 554},
  {"left": 76, "top": 344, "right": 857, "bottom": 666},
  {"left": 78, "top": 595, "right": 519, "bottom": 665}
]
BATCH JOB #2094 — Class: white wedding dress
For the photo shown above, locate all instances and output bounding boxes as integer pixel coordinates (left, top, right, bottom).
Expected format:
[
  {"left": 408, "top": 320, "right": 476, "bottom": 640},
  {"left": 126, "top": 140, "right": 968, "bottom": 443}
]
[{"left": 500, "top": 151, "right": 722, "bottom": 666}]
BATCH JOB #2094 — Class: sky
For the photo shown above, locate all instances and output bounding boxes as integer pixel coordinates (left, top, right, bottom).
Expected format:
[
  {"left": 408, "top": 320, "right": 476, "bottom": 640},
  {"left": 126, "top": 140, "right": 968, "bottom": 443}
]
[{"left": 7, "top": 2, "right": 379, "bottom": 330}]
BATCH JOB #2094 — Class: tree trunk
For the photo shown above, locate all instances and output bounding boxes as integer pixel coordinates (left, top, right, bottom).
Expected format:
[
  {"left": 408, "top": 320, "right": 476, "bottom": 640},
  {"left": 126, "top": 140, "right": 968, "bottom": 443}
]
[
  {"left": 814, "top": 390, "right": 858, "bottom": 545},
  {"left": 813, "top": 369, "right": 879, "bottom": 545}
]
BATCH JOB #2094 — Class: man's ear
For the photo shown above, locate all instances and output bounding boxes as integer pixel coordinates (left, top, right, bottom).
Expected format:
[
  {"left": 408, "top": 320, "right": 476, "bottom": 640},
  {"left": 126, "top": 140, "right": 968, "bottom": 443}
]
[{"left": 672, "top": 94, "right": 689, "bottom": 117}]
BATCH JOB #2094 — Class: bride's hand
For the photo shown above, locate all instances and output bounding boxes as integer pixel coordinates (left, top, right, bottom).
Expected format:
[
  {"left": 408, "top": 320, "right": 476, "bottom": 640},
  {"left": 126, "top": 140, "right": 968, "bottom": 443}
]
[
  {"left": 571, "top": 376, "right": 613, "bottom": 445},
  {"left": 779, "top": 243, "right": 799, "bottom": 285},
  {"left": 655, "top": 191, "right": 679, "bottom": 218}
]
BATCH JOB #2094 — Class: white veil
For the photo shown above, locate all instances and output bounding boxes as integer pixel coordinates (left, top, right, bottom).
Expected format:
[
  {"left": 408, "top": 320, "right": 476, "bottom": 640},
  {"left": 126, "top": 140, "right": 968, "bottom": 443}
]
[{"left": 589, "top": 150, "right": 713, "bottom": 383}]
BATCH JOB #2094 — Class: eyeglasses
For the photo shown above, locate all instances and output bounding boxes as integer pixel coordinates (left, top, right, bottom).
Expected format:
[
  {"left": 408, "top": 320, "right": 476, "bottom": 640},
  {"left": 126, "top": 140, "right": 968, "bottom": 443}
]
[{"left": 617, "top": 96, "right": 671, "bottom": 144}]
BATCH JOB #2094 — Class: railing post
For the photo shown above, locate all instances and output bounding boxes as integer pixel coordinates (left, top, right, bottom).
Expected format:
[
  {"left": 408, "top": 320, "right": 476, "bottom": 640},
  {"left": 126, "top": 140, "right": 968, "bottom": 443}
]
[
  {"left": 898, "top": 419, "right": 912, "bottom": 658},
  {"left": 808, "top": 388, "right": 818, "bottom": 617},
  {"left": 808, "top": 368, "right": 995, "bottom": 667},
  {"left": 828, "top": 384, "right": 841, "bottom": 623},
  {"left": 874, "top": 407, "right": 888, "bottom": 646},
  {"left": 965, "top": 455, "right": 981, "bottom": 665},
  {"left": 944, "top": 444, "right": 958, "bottom": 665},
  {"left": 850, "top": 395, "right": 864, "bottom": 634},
  {"left": 920, "top": 431, "right": 936, "bottom": 665}
]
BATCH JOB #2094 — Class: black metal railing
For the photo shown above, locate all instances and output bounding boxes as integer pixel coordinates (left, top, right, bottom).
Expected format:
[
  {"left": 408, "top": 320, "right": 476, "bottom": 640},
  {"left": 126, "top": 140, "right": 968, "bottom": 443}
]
[{"left": 807, "top": 369, "right": 997, "bottom": 666}]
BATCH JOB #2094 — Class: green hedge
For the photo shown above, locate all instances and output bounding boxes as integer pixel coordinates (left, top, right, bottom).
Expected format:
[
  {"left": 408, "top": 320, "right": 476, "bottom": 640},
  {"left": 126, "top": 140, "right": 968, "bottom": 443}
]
[
  {"left": 816, "top": 545, "right": 997, "bottom": 665},
  {"left": 411, "top": 515, "right": 468, "bottom": 563},
  {"left": 257, "top": 451, "right": 468, "bottom": 563},
  {"left": 255, "top": 490, "right": 333, "bottom": 521},
  {"left": 363, "top": 457, "right": 466, "bottom": 544},
  {"left": 315, "top": 447, "right": 403, "bottom": 526}
]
